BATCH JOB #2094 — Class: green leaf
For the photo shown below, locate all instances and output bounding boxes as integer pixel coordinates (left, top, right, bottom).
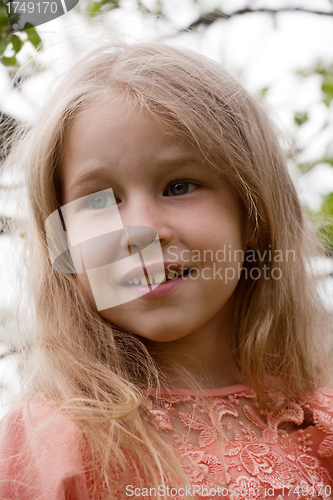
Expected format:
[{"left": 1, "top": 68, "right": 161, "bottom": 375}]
[
  {"left": 319, "top": 192, "right": 333, "bottom": 249},
  {"left": 88, "top": 1, "right": 103, "bottom": 16},
  {"left": 11, "top": 33, "right": 23, "bottom": 54},
  {"left": 321, "top": 64, "right": 333, "bottom": 77},
  {"left": 87, "top": 0, "right": 119, "bottom": 17},
  {"left": 323, "top": 94, "right": 333, "bottom": 107},
  {"left": 321, "top": 192, "right": 333, "bottom": 216},
  {"left": 0, "top": 35, "right": 9, "bottom": 55},
  {"left": 294, "top": 112, "right": 309, "bottom": 127},
  {"left": 24, "top": 23, "right": 42, "bottom": 49},
  {"left": 0, "top": 1, "right": 10, "bottom": 27},
  {"left": 322, "top": 75, "right": 333, "bottom": 107},
  {"left": 260, "top": 86, "right": 269, "bottom": 97},
  {"left": 0, "top": 54, "right": 18, "bottom": 66}
]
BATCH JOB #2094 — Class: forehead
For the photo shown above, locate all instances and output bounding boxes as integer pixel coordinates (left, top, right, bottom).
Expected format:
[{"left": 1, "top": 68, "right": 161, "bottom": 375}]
[
  {"left": 59, "top": 97, "right": 209, "bottom": 201},
  {"left": 62, "top": 96, "right": 188, "bottom": 158}
]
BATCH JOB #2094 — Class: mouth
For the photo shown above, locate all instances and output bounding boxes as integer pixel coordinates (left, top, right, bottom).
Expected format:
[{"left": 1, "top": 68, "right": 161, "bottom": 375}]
[{"left": 121, "top": 268, "right": 190, "bottom": 286}]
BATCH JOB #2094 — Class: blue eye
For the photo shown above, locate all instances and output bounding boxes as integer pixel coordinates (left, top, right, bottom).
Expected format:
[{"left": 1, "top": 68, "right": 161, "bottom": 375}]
[
  {"left": 166, "top": 182, "right": 198, "bottom": 196},
  {"left": 88, "top": 194, "right": 116, "bottom": 209}
]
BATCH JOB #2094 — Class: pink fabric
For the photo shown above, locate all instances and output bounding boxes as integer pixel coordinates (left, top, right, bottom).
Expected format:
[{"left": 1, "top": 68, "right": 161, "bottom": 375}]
[
  {"left": 1, "top": 385, "right": 333, "bottom": 499},
  {"left": 0, "top": 399, "right": 89, "bottom": 500},
  {"left": 143, "top": 385, "right": 333, "bottom": 499}
]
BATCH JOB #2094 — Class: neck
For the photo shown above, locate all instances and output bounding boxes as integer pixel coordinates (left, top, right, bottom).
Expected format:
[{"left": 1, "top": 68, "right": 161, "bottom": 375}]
[{"left": 139, "top": 298, "right": 246, "bottom": 390}]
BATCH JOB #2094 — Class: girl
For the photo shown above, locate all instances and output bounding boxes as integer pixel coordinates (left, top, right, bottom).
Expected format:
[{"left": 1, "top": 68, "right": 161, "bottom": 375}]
[{"left": 0, "top": 41, "right": 333, "bottom": 500}]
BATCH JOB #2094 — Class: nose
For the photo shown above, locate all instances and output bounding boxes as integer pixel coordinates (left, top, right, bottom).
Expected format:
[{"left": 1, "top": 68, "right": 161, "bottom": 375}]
[
  {"left": 119, "top": 197, "right": 173, "bottom": 253},
  {"left": 121, "top": 226, "right": 159, "bottom": 254}
]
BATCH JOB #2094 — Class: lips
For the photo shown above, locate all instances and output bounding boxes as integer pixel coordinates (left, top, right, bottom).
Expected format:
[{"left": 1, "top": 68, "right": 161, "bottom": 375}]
[
  {"left": 118, "top": 267, "right": 191, "bottom": 300},
  {"left": 118, "top": 262, "right": 191, "bottom": 286},
  {"left": 123, "top": 268, "right": 190, "bottom": 286}
]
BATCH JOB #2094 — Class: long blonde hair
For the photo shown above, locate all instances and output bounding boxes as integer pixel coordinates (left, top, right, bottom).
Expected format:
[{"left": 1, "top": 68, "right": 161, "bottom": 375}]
[{"left": 3, "top": 41, "right": 333, "bottom": 498}]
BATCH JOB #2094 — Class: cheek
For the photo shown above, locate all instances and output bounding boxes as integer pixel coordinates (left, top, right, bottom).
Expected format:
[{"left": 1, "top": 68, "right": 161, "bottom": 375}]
[
  {"left": 201, "top": 211, "right": 246, "bottom": 256},
  {"left": 190, "top": 191, "right": 244, "bottom": 247}
]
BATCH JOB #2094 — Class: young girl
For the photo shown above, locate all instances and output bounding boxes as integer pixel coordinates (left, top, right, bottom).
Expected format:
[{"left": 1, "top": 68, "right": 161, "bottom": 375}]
[{"left": 0, "top": 41, "right": 333, "bottom": 500}]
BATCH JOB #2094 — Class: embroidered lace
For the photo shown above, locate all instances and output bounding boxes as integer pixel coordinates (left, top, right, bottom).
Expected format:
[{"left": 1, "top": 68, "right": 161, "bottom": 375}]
[{"left": 86, "top": 384, "right": 333, "bottom": 499}]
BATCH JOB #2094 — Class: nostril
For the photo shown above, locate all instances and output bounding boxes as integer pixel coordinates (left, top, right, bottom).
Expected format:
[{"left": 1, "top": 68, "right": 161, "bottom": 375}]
[{"left": 126, "top": 226, "right": 159, "bottom": 252}]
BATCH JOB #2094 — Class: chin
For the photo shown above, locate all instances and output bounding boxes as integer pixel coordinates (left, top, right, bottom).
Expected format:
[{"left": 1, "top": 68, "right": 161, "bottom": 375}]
[{"left": 133, "top": 324, "right": 191, "bottom": 344}]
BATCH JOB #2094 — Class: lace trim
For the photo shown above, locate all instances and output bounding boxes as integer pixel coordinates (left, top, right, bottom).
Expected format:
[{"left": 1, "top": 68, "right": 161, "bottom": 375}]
[
  {"left": 146, "top": 383, "right": 251, "bottom": 398},
  {"left": 85, "top": 388, "right": 333, "bottom": 499}
]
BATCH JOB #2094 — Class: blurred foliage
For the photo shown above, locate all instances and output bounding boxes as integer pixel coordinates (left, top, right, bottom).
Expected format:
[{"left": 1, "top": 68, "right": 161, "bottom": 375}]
[
  {"left": 0, "top": 0, "right": 42, "bottom": 68},
  {"left": 292, "top": 60, "right": 333, "bottom": 250},
  {"left": 86, "top": 0, "right": 119, "bottom": 17},
  {"left": 294, "top": 112, "right": 309, "bottom": 127},
  {"left": 319, "top": 193, "right": 333, "bottom": 250},
  {"left": 297, "top": 62, "right": 333, "bottom": 107},
  {"left": 260, "top": 86, "right": 269, "bottom": 98}
]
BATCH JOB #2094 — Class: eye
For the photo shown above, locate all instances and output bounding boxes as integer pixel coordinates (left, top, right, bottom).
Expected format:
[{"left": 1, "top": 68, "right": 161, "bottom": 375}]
[
  {"left": 165, "top": 181, "right": 198, "bottom": 196},
  {"left": 88, "top": 193, "right": 117, "bottom": 209}
]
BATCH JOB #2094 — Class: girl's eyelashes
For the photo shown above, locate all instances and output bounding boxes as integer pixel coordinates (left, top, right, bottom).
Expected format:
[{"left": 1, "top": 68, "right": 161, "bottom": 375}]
[
  {"left": 86, "top": 192, "right": 118, "bottom": 210},
  {"left": 164, "top": 181, "right": 199, "bottom": 197},
  {"left": 80, "top": 181, "right": 200, "bottom": 209}
]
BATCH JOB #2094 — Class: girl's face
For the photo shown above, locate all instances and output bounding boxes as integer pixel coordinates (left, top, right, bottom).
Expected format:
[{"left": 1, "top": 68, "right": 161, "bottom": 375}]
[{"left": 60, "top": 97, "right": 252, "bottom": 346}]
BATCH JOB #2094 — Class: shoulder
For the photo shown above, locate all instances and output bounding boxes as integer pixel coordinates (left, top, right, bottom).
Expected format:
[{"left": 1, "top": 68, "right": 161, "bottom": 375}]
[
  {"left": 297, "top": 387, "right": 333, "bottom": 431},
  {"left": 0, "top": 398, "right": 80, "bottom": 458},
  {"left": 0, "top": 398, "right": 90, "bottom": 500},
  {"left": 299, "top": 387, "right": 333, "bottom": 416},
  {"left": 1, "top": 397, "right": 74, "bottom": 430},
  {"left": 297, "top": 388, "right": 333, "bottom": 463}
]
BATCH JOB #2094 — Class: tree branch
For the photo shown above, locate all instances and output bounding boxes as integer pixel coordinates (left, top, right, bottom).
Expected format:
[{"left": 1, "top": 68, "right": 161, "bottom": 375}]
[
  {"left": 183, "top": 7, "right": 333, "bottom": 31},
  {"left": 0, "top": 346, "right": 20, "bottom": 360},
  {"left": 0, "top": 344, "right": 30, "bottom": 360}
]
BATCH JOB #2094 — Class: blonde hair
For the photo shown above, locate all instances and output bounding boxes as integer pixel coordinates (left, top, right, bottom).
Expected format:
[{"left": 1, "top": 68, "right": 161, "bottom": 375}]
[{"left": 3, "top": 41, "right": 333, "bottom": 498}]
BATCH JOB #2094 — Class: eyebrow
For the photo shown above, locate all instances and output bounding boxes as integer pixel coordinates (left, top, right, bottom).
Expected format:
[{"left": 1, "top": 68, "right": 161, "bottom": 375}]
[{"left": 66, "top": 156, "right": 204, "bottom": 199}]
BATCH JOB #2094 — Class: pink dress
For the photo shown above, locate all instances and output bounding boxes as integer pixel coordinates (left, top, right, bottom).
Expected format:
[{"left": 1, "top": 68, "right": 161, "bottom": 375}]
[{"left": 1, "top": 384, "right": 333, "bottom": 499}]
